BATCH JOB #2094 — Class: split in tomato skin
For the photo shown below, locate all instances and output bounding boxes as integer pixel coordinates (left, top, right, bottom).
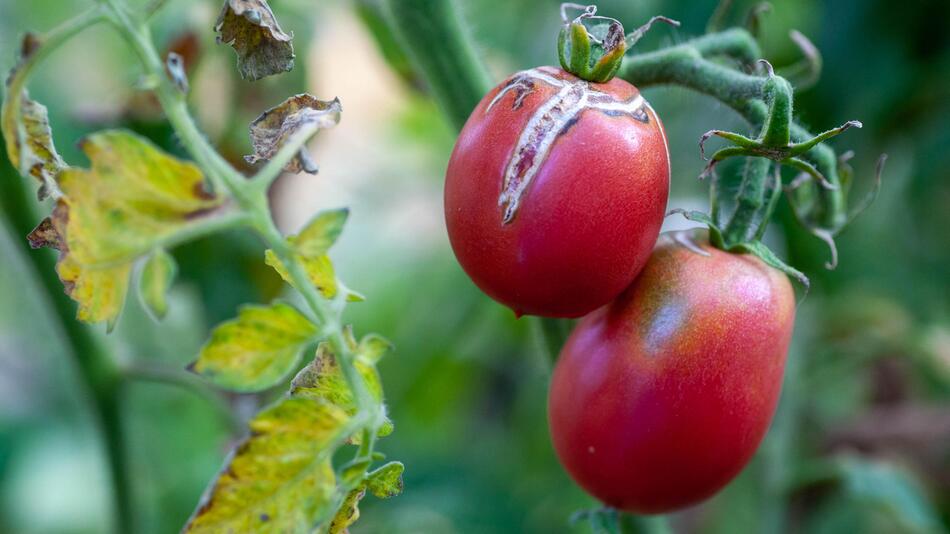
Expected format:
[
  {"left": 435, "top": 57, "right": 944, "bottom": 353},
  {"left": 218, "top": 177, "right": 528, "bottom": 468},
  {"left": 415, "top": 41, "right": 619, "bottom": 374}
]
[
  {"left": 548, "top": 231, "right": 796, "bottom": 513},
  {"left": 444, "top": 66, "right": 670, "bottom": 318}
]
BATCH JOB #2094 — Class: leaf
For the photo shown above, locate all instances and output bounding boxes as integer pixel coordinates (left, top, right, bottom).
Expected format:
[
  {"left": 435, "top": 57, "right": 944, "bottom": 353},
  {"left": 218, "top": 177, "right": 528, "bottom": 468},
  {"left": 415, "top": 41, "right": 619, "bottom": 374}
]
[
  {"left": 2, "top": 33, "right": 67, "bottom": 200},
  {"left": 245, "top": 94, "right": 341, "bottom": 174},
  {"left": 326, "top": 486, "right": 365, "bottom": 534},
  {"left": 366, "top": 461, "right": 404, "bottom": 499},
  {"left": 291, "top": 342, "right": 392, "bottom": 440},
  {"left": 214, "top": 0, "right": 294, "bottom": 81},
  {"left": 30, "top": 130, "right": 221, "bottom": 326},
  {"left": 264, "top": 248, "right": 338, "bottom": 299},
  {"left": 356, "top": 333, "right": 393, "bottom": 365},
  {"left": 138, "top": 249, "right": 177, "bottom": 320},
  {"left": 190, "top": 302, "right": 318, "bottom": 392},
  {"left": 322, "top": 462, "right": 403, "bottom": 533},
  {"left": 185, "top": 397, "right": 349, "bottom": 533},
  {"left": 294, "top": 208, "right": 348, "bottom": 258}
]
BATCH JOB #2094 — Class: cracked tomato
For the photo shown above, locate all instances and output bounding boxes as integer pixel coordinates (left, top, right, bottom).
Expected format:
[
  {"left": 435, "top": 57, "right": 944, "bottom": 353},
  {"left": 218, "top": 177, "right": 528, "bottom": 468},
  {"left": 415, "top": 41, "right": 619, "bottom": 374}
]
[{"left": 444, "top": 67, "right": 670, "bottom": 318}]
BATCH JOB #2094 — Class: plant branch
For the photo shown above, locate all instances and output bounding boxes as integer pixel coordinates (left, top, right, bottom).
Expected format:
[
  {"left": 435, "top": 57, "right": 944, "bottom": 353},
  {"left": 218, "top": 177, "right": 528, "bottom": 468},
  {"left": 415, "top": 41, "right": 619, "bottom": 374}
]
[
  {"left": 98, "top": 0, "right": 386, "bottom": 513},
  {"left": 618, "top": 31, "right": 848, "bottom": 232},
  {"left": 122, "top": 361, "right": 243, "bottom": 433},
  {"left": 1, "top": 8, "right": 136, "bottom": 532},
  {"left": 385, "top": 0, "right": 492, "bottom": 130}
]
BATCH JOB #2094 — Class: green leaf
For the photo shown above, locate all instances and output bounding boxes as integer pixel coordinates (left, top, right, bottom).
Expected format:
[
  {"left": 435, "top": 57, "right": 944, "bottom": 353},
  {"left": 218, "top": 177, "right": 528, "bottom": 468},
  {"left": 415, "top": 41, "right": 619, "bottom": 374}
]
[
  {"left": 290, "top": 342, "right": 392, "bottom": 439},
  {"left": 293, "top": 208, "right": 348, "bottom": 258},
  {"left": 28, "top": 130, "right": 222, "bottom": 326},
  {"left": 138, "top": 249, "right": 177, "bottom": 320},
  {"left": 190, "top": 302, "right": 318, "bottom": 392},
  {"left": 264, "top": 248, "right": 338, "bottom": 299},
  {"left": 2, "top": 34, "right": 67, "bottom": 199},
  {"left": 245, "top": 94, "right": 341, "bottom": 174},
  {"left": 214, "top": 0, "right": 294, "bottom": 81},
  {"left": 185, "top": 397, "right": 349, "bottom": 533},
  {"left": 366, "top": 461, "right": 404, "bottom": 499}
]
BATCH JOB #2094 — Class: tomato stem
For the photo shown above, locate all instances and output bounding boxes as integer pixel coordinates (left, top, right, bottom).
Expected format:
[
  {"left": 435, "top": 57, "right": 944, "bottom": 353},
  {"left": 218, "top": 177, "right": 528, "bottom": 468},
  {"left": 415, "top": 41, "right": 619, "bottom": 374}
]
[{"left": 385, "top": 0, "right": 492, "bottom": 131}]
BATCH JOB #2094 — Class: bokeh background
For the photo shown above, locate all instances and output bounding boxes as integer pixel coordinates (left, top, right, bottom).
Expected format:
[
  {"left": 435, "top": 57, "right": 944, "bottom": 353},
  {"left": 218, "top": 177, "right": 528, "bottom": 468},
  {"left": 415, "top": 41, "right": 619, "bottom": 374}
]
[{"left": 1, "top": 0, "right": 948, "bottom": 532}]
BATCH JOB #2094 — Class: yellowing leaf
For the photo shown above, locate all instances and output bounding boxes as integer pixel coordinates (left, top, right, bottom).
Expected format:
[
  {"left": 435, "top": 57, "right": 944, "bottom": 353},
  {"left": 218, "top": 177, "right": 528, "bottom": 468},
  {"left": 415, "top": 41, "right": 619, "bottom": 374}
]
[
  {"left": 326, "top": 487, "right": 365, "bottom": 534},
  {"left": 57, "top": 253, "right": 131, "bottom": 331},
  {"left": 27, "top": 130, "right": 222, "bottom": 327},
  {"left": 367, "top": 461, "right": 405, "bottom": 499},
  {"left": 291, "top": 343, "right": 392, "bottom": 441},
  {"left": 2, "top": 34, "right": 67, "bottom": 199},
  {"left": 294, "top": 208, "right": 348, "bottom": 258},
  {"left": 190, "top": 302, "right": 317, "bottom": 392},
  {"left": 322, "top": 461, "right": 404, "bottom": 533},
  {"left": 57, "top": 130, "right": 221, "bottom": 265},
  {"left": 138, "top": 249, "right": 177, "bottom": 320},
  {"left": 356, "top": 333, "right": 393, "bottom": 365},
  {"left": 215, "top": 0, "right": 294, "bottom": 81},
  {"left": 245, "top": 94, "right": 341, "bottom": 174},
  {"left": 264, "top": 248, "right": 338, "bottom": 299},
  {"left": 185, "top": 397, "right": 349, "bottom": 533}
]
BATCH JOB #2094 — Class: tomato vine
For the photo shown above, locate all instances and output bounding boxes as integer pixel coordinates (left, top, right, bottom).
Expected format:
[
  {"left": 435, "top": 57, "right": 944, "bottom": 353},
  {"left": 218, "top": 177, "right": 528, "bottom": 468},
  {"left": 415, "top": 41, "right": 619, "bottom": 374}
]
[
  {"left": 384, "top": 0, "right": 885, "bottom": 529},
  {"left": 3, "top": 0, "right": 403, "bottom": 532}
]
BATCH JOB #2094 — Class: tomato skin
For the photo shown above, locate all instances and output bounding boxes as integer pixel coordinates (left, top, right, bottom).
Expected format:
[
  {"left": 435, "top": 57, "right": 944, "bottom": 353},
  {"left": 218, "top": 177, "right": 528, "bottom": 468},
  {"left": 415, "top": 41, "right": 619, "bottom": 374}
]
[
  {"left": 548, "top": 231, "right": 795, "bottom": 513},
  {"left": 444, "top": 67, "right": 670, "bottom": 318}
]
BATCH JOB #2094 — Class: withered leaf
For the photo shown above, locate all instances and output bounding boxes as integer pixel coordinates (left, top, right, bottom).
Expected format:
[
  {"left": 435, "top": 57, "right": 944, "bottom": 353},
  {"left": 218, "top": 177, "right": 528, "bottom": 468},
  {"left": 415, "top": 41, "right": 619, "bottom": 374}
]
[
  {"left": 245, "top": 94, "right": 341, "bottom": 175},
  {"left": 2, "top": 33, "right": 67, "bottom": 200},
  {"left": 214, "top": 0, "right": 294, "bottom": 81}
]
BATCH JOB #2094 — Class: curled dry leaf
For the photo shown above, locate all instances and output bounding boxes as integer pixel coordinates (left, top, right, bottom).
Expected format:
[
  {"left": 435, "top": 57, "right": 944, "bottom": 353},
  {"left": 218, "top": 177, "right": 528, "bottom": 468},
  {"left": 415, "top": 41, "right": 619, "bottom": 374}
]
[
  {"left": 215, "top": 0, "right": 294, "bottom": 81},
  {"left": 2, "top": 33, "right": 67, "bottom": 200},
  {"left": 245, "top": 94, "right": 342, "bottom": 175}
]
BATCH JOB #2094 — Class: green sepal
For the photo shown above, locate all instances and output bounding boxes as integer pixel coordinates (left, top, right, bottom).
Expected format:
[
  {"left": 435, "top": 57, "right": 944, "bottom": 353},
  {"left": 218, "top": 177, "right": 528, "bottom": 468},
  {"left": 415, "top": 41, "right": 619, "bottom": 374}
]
[
  {"left": 731, "top": 240, "right": 810, "bottom": 291},
  {"left": 567, "top": 22, "right": 592, "bottom": 78},
  {"left": 666, "top": 208, "right": 725, "bottom": 249}
]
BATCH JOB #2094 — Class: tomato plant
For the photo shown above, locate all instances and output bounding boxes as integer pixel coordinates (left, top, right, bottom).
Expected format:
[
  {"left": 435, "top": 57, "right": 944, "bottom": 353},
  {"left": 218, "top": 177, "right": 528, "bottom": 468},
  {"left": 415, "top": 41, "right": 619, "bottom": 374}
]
[
  {"left": 548, "top": 230, "right": 795, "bottom": 513},
  {"left": 445, "top": 67, "right": 670, "bottom": 318}
]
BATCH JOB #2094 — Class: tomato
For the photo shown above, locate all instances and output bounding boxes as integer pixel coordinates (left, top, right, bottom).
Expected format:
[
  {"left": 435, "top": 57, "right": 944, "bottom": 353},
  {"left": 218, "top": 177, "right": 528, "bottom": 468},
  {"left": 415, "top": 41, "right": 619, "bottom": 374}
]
[
  {"left": 444, "top": 66, "right": 670, "bottom": 318},
  {"left": 548, "top": 231, "right": 795, "bottom": 513}
]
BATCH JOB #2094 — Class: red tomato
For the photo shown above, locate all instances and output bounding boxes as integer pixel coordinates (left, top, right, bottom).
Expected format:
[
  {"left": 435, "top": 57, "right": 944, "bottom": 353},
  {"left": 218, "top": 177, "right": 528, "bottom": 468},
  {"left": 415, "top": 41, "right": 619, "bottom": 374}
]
[
  {"left": 444, "top": 67, "right": 670, "bottom": 318},
  {"left": 548, "top": 231, "right": 795, "bottom": 513}
]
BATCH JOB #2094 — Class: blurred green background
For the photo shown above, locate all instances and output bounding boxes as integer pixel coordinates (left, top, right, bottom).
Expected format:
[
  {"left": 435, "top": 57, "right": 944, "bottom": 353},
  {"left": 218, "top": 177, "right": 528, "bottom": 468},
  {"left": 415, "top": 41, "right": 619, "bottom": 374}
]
[{"left": 1, "top": 0, "right": 948, "bottom": 532}]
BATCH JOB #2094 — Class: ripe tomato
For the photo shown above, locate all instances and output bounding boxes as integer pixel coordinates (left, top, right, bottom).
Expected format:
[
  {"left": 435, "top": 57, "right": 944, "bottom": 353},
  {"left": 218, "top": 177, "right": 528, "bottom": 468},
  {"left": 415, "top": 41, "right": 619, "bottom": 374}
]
[
  {"left": 444, "top": 67, "right": 670, "bottom": 318},
  {"left": 548, "top": 231, "right": 795, "bottom": 513}
]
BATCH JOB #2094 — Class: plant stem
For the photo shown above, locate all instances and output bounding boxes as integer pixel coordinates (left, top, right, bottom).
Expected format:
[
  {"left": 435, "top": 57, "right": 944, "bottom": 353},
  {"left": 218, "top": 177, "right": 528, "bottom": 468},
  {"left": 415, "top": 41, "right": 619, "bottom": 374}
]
[
  {"left": 98, "top": 0, "right": 383, "bottom": 500},
  {"left": 122, "top": 361, "right": 243, "bottom": 433},
  {"left": 385, "top": 0, "right": 491, "bottom": 130},
  {"left": 619, "top": 31, "right": 847, "bottom": 232},
  {"left": 0, "top": 166, "right": 133, "bottom": 533},
  {"left": 2, "top": 8, "right": 137, "bottom": 533}
]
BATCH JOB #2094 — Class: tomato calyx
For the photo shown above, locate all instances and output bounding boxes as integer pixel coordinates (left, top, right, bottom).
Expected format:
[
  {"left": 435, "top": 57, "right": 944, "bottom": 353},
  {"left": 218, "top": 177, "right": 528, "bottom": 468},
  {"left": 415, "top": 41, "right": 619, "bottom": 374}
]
[
  {"left": 667, "top": 210, "right": 810, "bottom": 291},
  {"left": 557, "top": 4, "right": 679, "bottom": 83}
]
